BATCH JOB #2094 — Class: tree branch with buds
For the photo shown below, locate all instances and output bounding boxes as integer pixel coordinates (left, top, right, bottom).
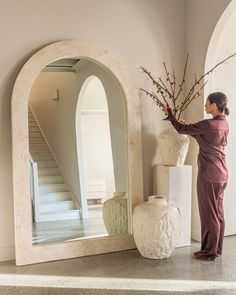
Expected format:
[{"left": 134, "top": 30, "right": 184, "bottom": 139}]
[{"left": 140, "top": 53, "right": 236, "bottom": 120}]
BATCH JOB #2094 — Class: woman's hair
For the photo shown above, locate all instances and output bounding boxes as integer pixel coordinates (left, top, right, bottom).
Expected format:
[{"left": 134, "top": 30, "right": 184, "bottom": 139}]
[{"left": 208, "top": 92, "right": 230, "bottom": 115}]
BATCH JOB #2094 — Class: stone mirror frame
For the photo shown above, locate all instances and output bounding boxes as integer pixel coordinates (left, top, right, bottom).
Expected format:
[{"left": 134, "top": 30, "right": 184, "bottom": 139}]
[{"left": 11, "top": 40, "right": 143, "bottom": 266}]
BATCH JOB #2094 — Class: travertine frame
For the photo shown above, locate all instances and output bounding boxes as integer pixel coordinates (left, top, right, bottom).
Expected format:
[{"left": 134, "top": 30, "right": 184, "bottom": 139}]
[{"left": 11, "top": 40, "right": 143, "bottom": 266}]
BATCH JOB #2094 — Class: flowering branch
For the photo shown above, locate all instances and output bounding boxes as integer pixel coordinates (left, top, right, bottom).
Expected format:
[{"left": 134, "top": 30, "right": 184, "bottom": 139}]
[{"left": 140, "top": 53, "right": 236, "bottom": 119}]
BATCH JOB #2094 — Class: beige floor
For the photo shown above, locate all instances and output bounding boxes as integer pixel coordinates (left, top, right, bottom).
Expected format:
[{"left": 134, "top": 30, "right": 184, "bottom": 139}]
[
  {"left": 1, "top": 236, "right": 236, "bottom": 294},
  {"left": 32, "top": 205, "right": 108, "bottom": 245}
]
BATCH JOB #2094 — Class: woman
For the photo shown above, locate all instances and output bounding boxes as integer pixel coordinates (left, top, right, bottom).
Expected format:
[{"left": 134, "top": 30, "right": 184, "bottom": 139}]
[{"left": 163, "top": 92, "right": 229, "bottom": 261}]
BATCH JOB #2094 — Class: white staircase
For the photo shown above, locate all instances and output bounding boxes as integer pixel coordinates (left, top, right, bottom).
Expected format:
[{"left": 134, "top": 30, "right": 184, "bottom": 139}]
[{"left": 28, "top": 108, "right": 81, "bottom": 222}]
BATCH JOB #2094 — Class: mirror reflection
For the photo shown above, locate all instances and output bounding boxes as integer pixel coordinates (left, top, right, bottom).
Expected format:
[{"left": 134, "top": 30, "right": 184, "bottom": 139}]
[{"left": 28, "top": 58, "right": 128, "bottom": 245}]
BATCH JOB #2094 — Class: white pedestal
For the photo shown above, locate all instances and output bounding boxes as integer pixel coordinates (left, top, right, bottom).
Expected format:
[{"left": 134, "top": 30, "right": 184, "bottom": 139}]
[{"left": 153, "top": 165, "right": 192, "bottom": 247}]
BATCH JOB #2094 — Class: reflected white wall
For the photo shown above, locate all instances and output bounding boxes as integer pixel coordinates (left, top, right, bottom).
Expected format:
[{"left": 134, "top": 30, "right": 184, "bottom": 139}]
[{"left": 29, "top": 72, "right": 82, "bottom": 206}]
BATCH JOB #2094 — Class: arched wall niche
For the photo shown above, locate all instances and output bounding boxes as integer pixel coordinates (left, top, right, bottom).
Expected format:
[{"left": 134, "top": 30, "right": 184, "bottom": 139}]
[
  {"left": 203, "top": 0, "right": 236, "bottom": 237},
  {"left": 205, "top": 0, "right": 236, "bottom": 78},
  {"left": 11, "top": 40, "right": 143, "bottom": 266}
]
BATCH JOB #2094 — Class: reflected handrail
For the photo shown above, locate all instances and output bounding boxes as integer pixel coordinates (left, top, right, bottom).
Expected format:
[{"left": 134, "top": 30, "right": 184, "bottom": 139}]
[{"left": 29, "top": 153, "right": 40, "bottom": 222}]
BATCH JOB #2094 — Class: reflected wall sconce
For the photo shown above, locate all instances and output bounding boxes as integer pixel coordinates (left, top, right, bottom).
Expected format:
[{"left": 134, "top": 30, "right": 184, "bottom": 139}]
[{"left": 53, "top": 89, "right": 60, "bottom": 101}]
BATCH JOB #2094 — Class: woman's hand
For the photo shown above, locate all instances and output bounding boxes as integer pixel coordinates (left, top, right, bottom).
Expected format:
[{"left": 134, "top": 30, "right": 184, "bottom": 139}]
[
  {"left": 162, "top": 105, "right": 170, "bottom": 115},
  {"left": 178, "top": 119, "right": 187, "bottom": 125}
]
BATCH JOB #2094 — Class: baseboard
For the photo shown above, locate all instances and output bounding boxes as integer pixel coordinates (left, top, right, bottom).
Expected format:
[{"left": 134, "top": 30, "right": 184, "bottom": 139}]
[{"left": 0, "top": 245, "right": 15, "bottom": 262}]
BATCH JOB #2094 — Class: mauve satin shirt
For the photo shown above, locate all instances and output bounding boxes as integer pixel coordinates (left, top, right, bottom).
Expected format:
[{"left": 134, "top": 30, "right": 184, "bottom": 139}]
[{"left": 167, "top": 109, "right": 229, "bottom": 183}]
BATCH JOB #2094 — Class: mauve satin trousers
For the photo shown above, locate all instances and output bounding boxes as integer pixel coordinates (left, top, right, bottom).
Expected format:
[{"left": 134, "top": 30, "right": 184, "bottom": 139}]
[{"left": 197, "top": 176, "right": 227, "bottom": 258}]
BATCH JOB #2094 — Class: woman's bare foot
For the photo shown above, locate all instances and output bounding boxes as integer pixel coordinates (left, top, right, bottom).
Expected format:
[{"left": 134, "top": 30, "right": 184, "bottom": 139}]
[
  {"left": 192, "top": 250, "right": 216, "bottom": 261},
  {"left": 192, "top": 250, "right": 206, "bottom": 258}
]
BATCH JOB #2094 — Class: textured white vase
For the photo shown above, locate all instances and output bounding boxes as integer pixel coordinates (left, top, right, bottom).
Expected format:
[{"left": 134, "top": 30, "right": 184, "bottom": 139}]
[
  {"left": 158, "top": 126, "right": 190, "bottom": 166},
  {"left": 133, "top": 195, "right": 181, "bottom": 259},
  {"left": 102, "top": 192, "right": 128, "bottom": 235}
]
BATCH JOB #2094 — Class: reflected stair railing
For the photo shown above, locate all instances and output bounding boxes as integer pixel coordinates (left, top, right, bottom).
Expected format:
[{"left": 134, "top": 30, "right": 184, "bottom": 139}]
[{"left": 29, "top": 153, "right": 40, "bottom": 222}]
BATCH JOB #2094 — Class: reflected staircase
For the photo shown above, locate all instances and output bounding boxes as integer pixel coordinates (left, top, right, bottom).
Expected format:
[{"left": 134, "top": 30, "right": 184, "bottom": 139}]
[{"left": 28, "top": 108, "right": 81, "bottom": 222}]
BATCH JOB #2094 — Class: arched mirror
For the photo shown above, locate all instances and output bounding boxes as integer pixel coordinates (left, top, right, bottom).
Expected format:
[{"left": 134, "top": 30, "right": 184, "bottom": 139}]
[{"left": 11, "top": 41, "right": 143, "bottom": 265}]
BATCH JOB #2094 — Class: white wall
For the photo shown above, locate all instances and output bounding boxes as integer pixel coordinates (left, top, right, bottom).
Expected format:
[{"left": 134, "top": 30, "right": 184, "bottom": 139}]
[
  {"left": 80, "top": 114, "right": 116, "bottom": 199},
  {"left": 204, "top": 7, "right": 236, "bottom": 236},
  {"left": 184, "top": 0, "right": 231, "bottom": 240},
  {"left": 0, "top": 0, "right": 231, "bottom": 260},
  {"left": 80, "top": 77, "right": 108, "bottom": 110},
  {"left": 30, "top": 71, "right": 82, "bottom": 203}
]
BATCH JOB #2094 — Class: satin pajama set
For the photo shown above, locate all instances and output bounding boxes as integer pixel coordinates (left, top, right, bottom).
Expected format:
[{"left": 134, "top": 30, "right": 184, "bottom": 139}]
[{"left": 168, "top": 109, "right": 229, "bottom": 260}]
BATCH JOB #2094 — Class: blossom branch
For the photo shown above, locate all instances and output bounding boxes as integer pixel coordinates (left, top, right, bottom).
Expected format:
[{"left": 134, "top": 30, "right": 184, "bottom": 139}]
[
  {"left": 163, "top": 62, "right": 174, "bottom": 96},
  {"left": 178, "top": 81, "right": 208, "bottom": 119},
  {"left": 175, "top": 54, "right": 188, "bottom": 101},
  {"left": 140, "top": 66, "right": 172, "bottom": 97},
  {"left": 140, "top": 52, "right": 236, "bottom": 119},
  {"left": 140, "top": 88, "right": 164, "bottom": 107},
  {"left": 183, "top": 52, "right": 236, "bottom": 110}
]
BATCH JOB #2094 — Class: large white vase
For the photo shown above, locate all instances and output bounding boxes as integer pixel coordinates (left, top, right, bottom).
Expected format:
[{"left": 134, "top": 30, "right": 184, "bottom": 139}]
[
  {"left": 158, "top": 126, "right": 190, "bottom": 166},
  {"left": 133, "top": 195, "right": 181, "bottom": 259},
  {"left": 102, "top": 192, "right": 128, "bottom": 235}
]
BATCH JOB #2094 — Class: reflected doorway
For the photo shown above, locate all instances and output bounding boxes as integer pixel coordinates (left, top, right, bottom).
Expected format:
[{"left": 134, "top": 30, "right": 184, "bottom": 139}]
[{"left": 77, "top": 76, "right": 115, "bottom": 223}]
